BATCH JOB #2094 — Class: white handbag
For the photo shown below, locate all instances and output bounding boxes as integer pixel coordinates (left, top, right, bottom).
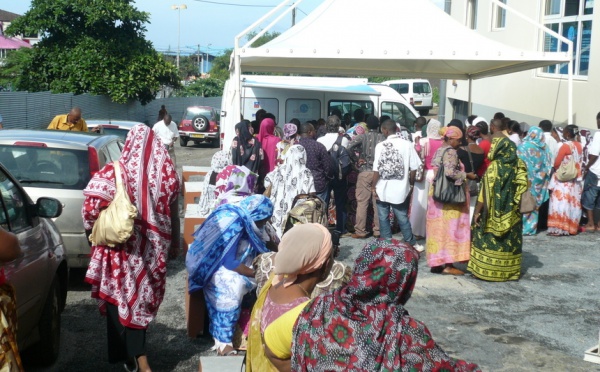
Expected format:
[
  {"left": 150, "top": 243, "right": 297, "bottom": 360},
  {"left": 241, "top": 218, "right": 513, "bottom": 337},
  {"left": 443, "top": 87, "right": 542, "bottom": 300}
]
[{"left": 89, "top": 162, "right": 138, "bottom": 247}]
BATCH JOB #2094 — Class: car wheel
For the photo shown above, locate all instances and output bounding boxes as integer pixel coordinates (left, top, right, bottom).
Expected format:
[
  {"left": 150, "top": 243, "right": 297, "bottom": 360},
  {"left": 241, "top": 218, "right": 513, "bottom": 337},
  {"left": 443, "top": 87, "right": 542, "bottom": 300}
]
[
  {"left": 179, "top": 137, "right": 188, "bottom": 147},
  {"left": 36, "top": 277, "right": 61, "bottom": 366},
  {"left": 211, "top": 138, "right": 220, "bottom": 148},
  {"left": 191, "top": 115, "right": 209, "bottom": 132},
  {"left": 419, "top": 109, "right": 429, "bottom": 116}
]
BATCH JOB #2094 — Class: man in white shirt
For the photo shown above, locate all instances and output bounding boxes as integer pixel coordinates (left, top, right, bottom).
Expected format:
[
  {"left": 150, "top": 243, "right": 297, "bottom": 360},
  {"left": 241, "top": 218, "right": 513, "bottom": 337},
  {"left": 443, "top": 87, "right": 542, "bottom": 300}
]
[
  {"left": 373, "top": 119, "right": 423, "bottom": 251},
  {"left": 317, "top": 115, "right": 350, "bottom": 235},
  {"left": 582, "top": 112, "right": 600, "bottom": 231},
  {"left": 153, "top": 113, "right": 179, "bottom": 167},
  {"left": 539, "top": 120, "right": 558, "bottom": 163}
]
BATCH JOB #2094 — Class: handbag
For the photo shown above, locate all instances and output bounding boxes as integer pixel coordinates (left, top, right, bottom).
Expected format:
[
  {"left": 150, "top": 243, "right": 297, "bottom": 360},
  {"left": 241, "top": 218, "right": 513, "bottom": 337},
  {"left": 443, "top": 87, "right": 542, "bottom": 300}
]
[
  {"left": 520, "top": 190, "right": 536, "bottom": 214},
  {"left": 465, "top": 144, "right": 480, "bottom": 196},
  {"left": 433, "top": 148, "right": 467, "bottom": 204},
  {"left": 555, "top": 142, "right": 578, "bottom": 182},
  {"left": 89, "top": 162, "right": 138, "bottom": 247}
]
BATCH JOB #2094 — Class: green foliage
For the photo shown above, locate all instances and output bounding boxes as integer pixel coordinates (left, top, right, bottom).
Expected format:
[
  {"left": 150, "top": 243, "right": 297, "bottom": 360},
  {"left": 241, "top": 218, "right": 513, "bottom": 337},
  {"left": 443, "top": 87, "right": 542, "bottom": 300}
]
[
  {"left": 5, "top": 0, "right": 180, "bottom": 104},
  {"left": 208, "top": 49, "right": 233, "bottom": 81},
  {"left": 246, "top": 31, "right": 281, "bottom": 48},
  {"left": 432, "top": 86, "right": 439, "bottom": 104},
  {"left": 0, "top": 48, "right": 34, "bottom": 91},
  {"left": 175, "top": 78, "right": 224, "bottom": 97}
]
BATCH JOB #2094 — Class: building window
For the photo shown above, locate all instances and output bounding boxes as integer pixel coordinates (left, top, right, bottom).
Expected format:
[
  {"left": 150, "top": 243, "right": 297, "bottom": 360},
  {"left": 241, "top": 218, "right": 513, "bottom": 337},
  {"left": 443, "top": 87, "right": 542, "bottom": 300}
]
[
  {"left": 467, "top": 0, "right": 478, "bottom": 29},
  {"left": 543, "top": 0, "right": 593, "bottom": 76},
  {"left": 445, "top": 0, "right": 452, "bottom": 14},
  {"left": 493, "top": 0, "right": 507, "bottom": 29}
]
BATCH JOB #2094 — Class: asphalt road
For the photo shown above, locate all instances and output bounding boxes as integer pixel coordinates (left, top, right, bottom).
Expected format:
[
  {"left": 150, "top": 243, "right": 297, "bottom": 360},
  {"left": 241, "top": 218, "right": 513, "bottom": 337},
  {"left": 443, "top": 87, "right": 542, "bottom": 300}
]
[{"left": 26, "top": 134, "right": 600, "bottom": 372}]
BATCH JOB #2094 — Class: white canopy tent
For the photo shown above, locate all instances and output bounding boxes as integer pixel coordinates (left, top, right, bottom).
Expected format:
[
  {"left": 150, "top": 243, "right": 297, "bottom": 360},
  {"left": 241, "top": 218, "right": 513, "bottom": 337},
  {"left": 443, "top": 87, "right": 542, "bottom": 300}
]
[{"left": 223, "top": 0, "right": 571, "bottom": 140}]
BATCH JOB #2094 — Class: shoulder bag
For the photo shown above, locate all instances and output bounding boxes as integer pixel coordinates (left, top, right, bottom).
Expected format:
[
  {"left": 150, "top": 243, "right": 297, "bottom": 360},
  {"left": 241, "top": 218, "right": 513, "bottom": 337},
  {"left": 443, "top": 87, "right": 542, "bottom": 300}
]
[
  {"left": 465, "top": 145, "right": 480, "bottom": 196},
  {"left": 89, "top": 162, "right": 138, "bottom": 247},
  {"left": 433, "top": 148, "right": 467, "bottom": 204},
  {"left": 555, "top": 142, "right": 578, "bottom": 182},
  {"left": 520, "top": 189, "right": 536, "bottom": 214}
]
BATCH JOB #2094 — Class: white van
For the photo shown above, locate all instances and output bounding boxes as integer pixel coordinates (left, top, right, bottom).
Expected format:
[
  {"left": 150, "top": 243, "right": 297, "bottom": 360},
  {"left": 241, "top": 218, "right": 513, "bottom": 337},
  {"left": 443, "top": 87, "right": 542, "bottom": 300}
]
[
  {"left": 220, "top": 75, "right": 419, "bottom": 149},
  {"left": 382, "top": 79, "right": 433, "bottom": 116}
]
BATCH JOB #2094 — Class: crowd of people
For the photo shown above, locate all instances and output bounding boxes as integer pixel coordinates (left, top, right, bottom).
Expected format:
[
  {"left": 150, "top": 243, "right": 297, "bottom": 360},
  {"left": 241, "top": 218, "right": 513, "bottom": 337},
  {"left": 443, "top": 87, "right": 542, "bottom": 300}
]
[{"left": 33, "top": 105, "right": 596, "bottom": 371}]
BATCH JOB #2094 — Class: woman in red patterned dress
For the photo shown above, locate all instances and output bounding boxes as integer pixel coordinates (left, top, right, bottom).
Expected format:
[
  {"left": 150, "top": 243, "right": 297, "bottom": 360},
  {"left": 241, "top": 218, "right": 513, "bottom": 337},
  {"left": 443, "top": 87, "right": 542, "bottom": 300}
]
[{"left": 82, "top": 124, "right": 179, "bottom": 372}]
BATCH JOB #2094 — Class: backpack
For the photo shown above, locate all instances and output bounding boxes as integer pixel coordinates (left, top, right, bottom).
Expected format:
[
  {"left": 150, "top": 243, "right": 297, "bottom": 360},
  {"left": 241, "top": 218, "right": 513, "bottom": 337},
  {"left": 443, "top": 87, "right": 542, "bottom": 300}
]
[
  {"left": 377, "top": 141, "right": 405, "bottom": 180},
  {"left": 283, "top": 193, "right": 328, "bottom": 235},
  {"left": 328, "top": 135, "right": 351, "bottom": 180}
]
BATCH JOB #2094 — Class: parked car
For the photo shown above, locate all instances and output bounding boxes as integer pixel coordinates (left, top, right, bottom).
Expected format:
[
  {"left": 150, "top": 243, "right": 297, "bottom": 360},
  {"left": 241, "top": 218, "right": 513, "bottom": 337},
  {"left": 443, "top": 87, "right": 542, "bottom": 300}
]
[
  {"left": 0, "top": 130, "right": 123, "bottom": 269},
  {"left": 178, "top": 106, "right": 220, "bottom": 147},
  {"left": 382, "top": 79, "right": 433, "bottom": 115},
  {"left": 86, "top": 120, "right": 147, "bottom": 142},
  {"left": 0, "top": 162, "right": 67, "bottom": 365}
]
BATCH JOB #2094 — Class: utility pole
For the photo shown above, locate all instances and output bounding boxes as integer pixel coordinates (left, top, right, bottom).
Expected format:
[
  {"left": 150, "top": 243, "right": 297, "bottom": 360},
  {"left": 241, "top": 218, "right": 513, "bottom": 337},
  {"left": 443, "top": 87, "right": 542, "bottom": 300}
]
[
  {"left": 171, "top": 4, "right": 187, "bottom": 70},
  {"left": 197, "top": 44, "right": 201, "bottom": 76},
  {"left": 292, "top": 7, "right": 296, "bottom": 26}
]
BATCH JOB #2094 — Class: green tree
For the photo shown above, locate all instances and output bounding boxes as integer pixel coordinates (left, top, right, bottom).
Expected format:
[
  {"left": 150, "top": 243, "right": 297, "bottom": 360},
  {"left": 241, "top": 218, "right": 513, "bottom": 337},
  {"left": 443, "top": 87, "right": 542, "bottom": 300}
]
[
  {"left": 6, "top": 0, "right": 179, "bottom": 104},
  {"left": 175, "top": 78, "right": 224, "bottom": 97},
  {"left": 0, "top": 48, "right": 34, "bottom": 91}
]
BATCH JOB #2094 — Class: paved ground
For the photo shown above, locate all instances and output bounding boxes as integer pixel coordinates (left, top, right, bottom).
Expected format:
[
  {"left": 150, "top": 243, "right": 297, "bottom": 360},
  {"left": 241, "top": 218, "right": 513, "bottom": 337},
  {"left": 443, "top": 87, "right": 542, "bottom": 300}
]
[{"left": 26, "top": 138, "right": 600, "bottom": 372}]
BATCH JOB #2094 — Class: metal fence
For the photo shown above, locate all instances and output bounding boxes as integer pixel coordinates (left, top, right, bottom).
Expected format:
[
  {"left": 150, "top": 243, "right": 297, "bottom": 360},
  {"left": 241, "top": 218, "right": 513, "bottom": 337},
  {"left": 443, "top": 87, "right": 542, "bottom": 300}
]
[{"left": 0, "top": 91, "right": 222, "bottom": 129}]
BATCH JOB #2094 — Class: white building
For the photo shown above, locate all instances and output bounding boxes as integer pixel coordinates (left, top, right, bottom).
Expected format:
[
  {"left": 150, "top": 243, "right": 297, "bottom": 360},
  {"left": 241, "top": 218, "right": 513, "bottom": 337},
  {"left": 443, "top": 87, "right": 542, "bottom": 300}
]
[{"left": 443, "top": 0, "right": 597, "bottom": 129}]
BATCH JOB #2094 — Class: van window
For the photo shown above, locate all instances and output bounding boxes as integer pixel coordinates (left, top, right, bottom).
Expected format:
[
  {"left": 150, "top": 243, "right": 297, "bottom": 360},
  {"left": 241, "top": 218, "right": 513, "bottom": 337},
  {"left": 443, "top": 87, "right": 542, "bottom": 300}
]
[
  {"left": 413, "top": 83, "right": 431, "bottom": 94},
  {"left": 328, "top": 100, "right": 373, "bottom": 121},
  {"left": 381, "top": 102, "right": 417, "bottom": 132},
  {"left": 285, "top": 99, "right": 321, "bottom": 123},
  {"left": 242, "top": 98, "right": 279, "bottom": 122},
  {"left": 388, "top": 83, "right": 409, "bottom": 95}
]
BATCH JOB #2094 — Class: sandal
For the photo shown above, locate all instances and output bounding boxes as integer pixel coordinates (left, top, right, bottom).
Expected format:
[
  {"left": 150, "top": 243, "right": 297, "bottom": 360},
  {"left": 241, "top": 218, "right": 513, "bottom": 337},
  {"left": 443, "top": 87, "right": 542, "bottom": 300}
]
[
  {"left": 123, "top": 358, "right": 139, "bottom": 372},
  {"left": 217, "top": 345, "right": 238, "bottom": 356}
]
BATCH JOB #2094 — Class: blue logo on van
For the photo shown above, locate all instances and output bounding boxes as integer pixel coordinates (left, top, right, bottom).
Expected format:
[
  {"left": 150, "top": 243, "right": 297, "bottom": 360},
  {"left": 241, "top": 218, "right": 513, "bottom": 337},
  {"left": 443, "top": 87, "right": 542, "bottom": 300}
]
[{"left": 300, "top": 104, "right": 308, "bottom": 113}]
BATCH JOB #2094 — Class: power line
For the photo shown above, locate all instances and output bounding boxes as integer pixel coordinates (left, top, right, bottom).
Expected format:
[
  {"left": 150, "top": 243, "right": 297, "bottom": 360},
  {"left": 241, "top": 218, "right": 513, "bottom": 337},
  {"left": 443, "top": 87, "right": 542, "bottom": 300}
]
[{"left": 191, "top": 0, "right": 277, "bottom": 7}]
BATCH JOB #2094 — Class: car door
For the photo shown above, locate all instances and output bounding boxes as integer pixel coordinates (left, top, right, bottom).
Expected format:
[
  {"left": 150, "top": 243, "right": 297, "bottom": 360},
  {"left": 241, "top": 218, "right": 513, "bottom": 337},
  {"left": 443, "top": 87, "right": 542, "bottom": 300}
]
[{"left": 0, "top": 168, "right": 50, "bottom": 342}]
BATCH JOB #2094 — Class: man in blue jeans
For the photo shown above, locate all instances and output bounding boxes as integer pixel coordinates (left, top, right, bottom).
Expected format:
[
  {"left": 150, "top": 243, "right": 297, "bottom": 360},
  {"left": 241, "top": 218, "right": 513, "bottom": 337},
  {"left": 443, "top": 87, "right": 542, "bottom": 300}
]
[{"left": 372, "top": 119, "right": 424, "bottom": 252}]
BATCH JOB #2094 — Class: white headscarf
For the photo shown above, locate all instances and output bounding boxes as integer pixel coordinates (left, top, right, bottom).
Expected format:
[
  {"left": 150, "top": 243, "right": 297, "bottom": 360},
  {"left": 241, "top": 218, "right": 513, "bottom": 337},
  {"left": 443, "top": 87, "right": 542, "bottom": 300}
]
[
  {"left": 264, "top": 145, "right": 316, "bottom": 238},
  {"left": 197, "top": 149, "right": 232, "bottom": 216}
]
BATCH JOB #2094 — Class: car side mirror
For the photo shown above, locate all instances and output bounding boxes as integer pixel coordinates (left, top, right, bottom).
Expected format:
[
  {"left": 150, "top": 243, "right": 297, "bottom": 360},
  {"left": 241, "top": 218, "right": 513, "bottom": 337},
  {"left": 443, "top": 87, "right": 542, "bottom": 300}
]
[{"left": 36, "top": 197, "right": 63, "bottom": 218}]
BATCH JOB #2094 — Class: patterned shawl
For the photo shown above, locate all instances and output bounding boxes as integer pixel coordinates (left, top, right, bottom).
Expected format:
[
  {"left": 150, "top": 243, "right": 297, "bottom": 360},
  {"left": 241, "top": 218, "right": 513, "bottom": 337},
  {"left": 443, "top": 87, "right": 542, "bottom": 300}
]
[
  {"left": 186, "top": 195, "right": 273, "bottom": 294},
  {"left": 580, "top": 129, "right": 594, "bottom": 168},
  {"left": 215, "top": 165, "right": 257, "bottom": 206},
  {"left": 291, "top": 239, "right": 480, "bottom": 371},
  {"left": 481, "top": 137, "right": 528, "bottom": 237},
  {"left": 83, "top": 124, "right": 179, "bottom": 328},
  {"left": 517, "top": 127, "right": 552, "bottom": 208},
  {"left": 198, "top": 149, "right": 232, "bottom": 216},
  {"left": 264, "top": 145, "right": 315, "bottom": 238}
]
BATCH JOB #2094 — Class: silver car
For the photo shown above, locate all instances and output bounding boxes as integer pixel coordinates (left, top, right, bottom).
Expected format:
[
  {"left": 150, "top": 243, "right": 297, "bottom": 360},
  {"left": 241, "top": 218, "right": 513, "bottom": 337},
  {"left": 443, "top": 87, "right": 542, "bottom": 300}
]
[
  {"left": 0, "top": 162, "right": 66, "bottom": 365},
  {"left": 86, "top": 119, "right": 148, "bottom": 142},
  {"left": 0, "top": 130, "right": 123, "bottom": 268}
]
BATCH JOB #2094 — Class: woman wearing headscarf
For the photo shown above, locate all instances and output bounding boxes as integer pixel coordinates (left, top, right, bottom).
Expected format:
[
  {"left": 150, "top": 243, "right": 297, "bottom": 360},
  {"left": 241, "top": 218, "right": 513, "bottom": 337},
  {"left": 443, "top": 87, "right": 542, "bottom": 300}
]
[
  {"left": 186, "top": 195, "right": 274, "bottom": 356},
  {"left": 547, "top": 125, "right": 583, "bottom": 236},
  {"left": 258, "top": 118, "right": 282, "bottom": 175},
  {"left": 469, "top": 134, "right": 528, "bottom": 282},
  {"left": 426, "top": 126, "right": 477, "bottom": 276},
  {"left": 197, "top": 149, "right": 232, "bottom": 216},
  {"left": 464, "top": 126, "right": 486, "bottom": 220},
  {"left": 214, "top": 165, "right": 258, "bottom": 207},
  {"left": 275, "top": 123, "right": 299, "bottom": 165},
  {"left": 0, "top": 228, "right": 23, "bottom": 371},
  {"left": 246, "top": 223, "right": 333, "bottom": 372},
  {"left": 264, "top": 145, "right": 316, "bottom": 238},
  {"left": 232, "top": 120, "right": 263, "bottom": 174},
  {"left": 409, "top": 119, "right": 443, "bottom": 239},
  {"left": 84, "top": 124, "right": 180, "bottom": 371},
  {"left": 291, "top": 239, "right": 481, "bottom": 372},
  {"left": 517, "top": 127, "right": 552, "bottom": 235}
]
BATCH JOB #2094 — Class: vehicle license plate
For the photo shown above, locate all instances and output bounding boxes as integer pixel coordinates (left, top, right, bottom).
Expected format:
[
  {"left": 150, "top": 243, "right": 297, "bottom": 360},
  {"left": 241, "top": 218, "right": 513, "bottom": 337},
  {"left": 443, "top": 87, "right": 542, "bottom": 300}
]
[
  {"left": 414, "top": 101, "right": 422, "bottom": 106},
  {"left": 190, "top": 134, "right": 205, "bottom": 138}
]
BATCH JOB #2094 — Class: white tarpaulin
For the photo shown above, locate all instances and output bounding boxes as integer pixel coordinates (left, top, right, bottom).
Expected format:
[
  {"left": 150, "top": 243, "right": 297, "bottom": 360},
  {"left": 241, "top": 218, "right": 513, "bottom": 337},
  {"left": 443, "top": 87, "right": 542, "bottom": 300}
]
[{"left": 236, "top": 0, "right": 570, "bottom": 80}]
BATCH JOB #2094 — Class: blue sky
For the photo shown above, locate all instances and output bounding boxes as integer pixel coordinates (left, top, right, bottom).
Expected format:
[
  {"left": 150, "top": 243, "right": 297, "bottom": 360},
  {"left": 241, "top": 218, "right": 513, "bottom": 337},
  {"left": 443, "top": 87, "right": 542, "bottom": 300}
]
[{"left": 0, "top": 0, "right": 444, "bottom": 56}]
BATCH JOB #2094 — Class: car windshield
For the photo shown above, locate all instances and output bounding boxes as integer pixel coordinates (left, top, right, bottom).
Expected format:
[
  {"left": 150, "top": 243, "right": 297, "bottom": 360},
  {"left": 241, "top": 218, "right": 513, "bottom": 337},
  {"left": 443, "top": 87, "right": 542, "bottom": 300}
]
[
  {"left": 184, "top": 108, "right": 213, "bottom": 121},
  {"left": 0, "top": 146, "right": 91, "bottom": 190}
]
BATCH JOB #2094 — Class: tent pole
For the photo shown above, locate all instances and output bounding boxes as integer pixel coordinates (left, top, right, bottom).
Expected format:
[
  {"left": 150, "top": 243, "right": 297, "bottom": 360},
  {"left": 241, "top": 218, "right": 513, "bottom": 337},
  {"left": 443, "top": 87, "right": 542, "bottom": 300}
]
[{"left": 468, "top": 78, "right": 472, "bottom": 117}]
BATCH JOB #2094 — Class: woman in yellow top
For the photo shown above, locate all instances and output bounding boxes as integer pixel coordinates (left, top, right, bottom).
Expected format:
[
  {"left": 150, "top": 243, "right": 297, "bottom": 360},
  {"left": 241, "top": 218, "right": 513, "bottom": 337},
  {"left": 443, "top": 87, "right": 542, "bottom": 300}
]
[{"left": 246, "top": 223, "right": 334, "bottom": 372}]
